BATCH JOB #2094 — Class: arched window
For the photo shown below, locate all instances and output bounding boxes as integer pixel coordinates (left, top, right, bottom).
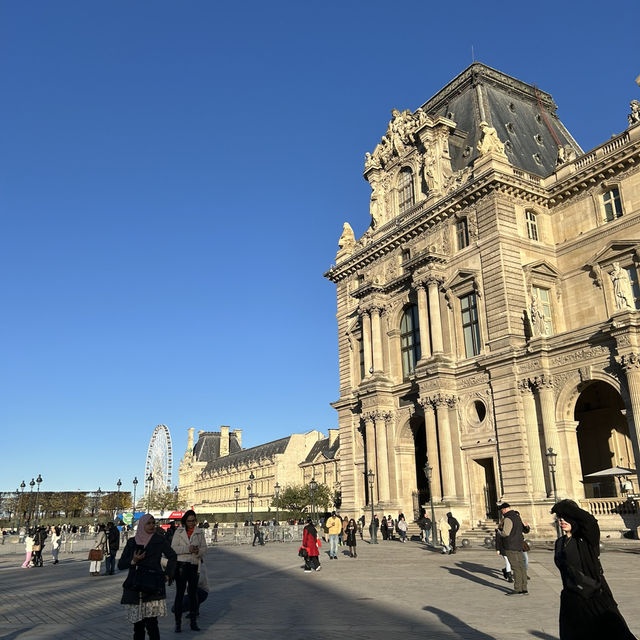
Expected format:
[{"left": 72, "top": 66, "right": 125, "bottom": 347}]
[
  {"left": 398, "top": 168, "right": 415, "bottom": 214},
  {"left": 400, "top": 304, "right": 421, "bottom": 378}
]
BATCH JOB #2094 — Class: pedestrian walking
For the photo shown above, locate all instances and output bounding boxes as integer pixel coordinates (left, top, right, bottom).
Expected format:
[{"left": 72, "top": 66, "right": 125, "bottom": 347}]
[
  {"left": 345, "top": 518, "right": 358, "bottom": 557},
  {"left": 32, "top": 526, "right": 47, "bottom": 567},
  {"left": 438, "top": 515, "right": 452, "bottom": 554},
  {"left": 325, "top": 511, "right": 342, "bottom": 559},
  {"left": 89, "top": 524, "right": 107, "bottom": 576},
  {"left": 495, "top": 521, "right": 513, "bottom": 583},
  {"left": 446, "top": 512, "right": 459, "bottom": 553},
  {"left": 50, "top": 526, "right": 61, "bottom": 565},
  {"left": 496, "top": 502, "right": 527, "bottom": 595},
  {"left": 552, "top": 499, "right": 636, "bottom": 640},
  {"left": 300, "top": 518, "right": 322, "bottom": 572},
  {"left": 106, "top": 521, "right": 120, "bottom": 575},
  {"left": 21, "top": 529, "right": 34, "bottom": 568},
  {"left": 397, "top": 514, "right": 408, "bottom": 542},
  {"left": 171, "top": 510, "right": 207, "bottom": 632},
  {"left": 118, "top": 513, "right": 177, "bottom": 640},
  {"left": 358, "top": 515, "right": 365, "bottom": 539}
]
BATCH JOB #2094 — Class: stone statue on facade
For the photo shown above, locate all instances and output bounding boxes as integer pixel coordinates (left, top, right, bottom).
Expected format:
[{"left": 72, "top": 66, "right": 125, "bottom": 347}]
[
  {"left": 422, "top": 148, "right": 438, "bottom": 193},
  {"left": 368, "top": 174, "right": 384, "bottom": 228},
  {"left": 629, "top": 100, "right": 640, "bottom": 126},
  {"left": 338, "top": 222, "right": 356, "bottom": 252},
  {"left": 610, "top": 262, "right": 634, "bottom": 310},
  {"left": 477, "top": 121, "right": 506, "bottom": 157},
  {"left": 529, "top": 295, "right": 546, "bottom": 337},
  {"left": 556, "top": 144, "right": 576, "bottom": 166}
]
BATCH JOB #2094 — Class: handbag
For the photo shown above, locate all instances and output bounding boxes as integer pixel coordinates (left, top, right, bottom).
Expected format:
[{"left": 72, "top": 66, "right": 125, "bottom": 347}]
[
  {"left": 522, "top": 540, "right": 531, "bottom": 552},
  {"left": 88, "top": 548, "right": 103, "bottom": 561},
  {"left": 129, "top": 565, "right": 165, "bottom": 594},
  {"left": 32, "top": 544, "right": 42, "bottom": 552},
  {"left": 298, "top": 547, "right": 308, "bottom": 559}
]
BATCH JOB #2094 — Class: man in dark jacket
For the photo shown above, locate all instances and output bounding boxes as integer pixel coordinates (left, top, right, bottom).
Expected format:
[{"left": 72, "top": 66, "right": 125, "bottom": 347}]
[
  {"left": 496, "top": 502, "right": 528, "bottom": 595},
  {"left": 446, "top": 512, "right": 460, "bottom": 554},
  {"left": 105, "top": 522, "right": 120, "bottom": 575}
]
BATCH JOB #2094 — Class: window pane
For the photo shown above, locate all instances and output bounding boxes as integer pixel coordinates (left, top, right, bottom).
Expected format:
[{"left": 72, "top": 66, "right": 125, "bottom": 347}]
[
  {"left": 460, "top": 293, "right": 480, "bottom": 357},
  {"left": 400, "top": 304, "right": 421, "bottom": 377}
]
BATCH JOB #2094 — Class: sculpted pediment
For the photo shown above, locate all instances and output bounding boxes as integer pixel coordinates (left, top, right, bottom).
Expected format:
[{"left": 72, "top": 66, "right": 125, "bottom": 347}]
[
  {"left": 586, "top": 240, "right": 640, "bottom": 288},
  {"left": 523, "top": 260, "right": 560, "bottom": 281}
]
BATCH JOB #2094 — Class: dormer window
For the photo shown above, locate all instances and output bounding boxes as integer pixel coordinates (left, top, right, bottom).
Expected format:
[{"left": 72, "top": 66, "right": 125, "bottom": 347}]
[{"left": 398, "top": 168, "right": 415, "bottom": 214}]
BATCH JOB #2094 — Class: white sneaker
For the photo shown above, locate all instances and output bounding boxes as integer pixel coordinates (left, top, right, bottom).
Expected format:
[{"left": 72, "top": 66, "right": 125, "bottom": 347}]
[{"left": 315, "top": 566, "right": 322, "bottom": 571}]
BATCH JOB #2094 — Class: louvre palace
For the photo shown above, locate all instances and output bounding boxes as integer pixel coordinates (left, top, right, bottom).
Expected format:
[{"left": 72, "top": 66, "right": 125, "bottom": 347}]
[{"left": 325, "top": 63, "right": 640, "bottom": 535}]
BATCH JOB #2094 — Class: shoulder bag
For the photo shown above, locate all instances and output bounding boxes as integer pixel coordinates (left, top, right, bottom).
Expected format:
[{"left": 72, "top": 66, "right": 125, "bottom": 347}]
[{"left": 88, "top": 548, "right": 103, "bottom": 561}]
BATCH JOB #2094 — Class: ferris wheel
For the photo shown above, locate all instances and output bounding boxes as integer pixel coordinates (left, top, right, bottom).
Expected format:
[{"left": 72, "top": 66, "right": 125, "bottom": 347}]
[{"left": 145, "top": 424, "right": 173, "bottom": 495}]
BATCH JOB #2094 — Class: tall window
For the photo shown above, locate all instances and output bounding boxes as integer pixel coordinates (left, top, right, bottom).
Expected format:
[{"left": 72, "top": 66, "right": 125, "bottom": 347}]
[
  {"left": 526, "top": 210, "right": 539, "bottom": 241},
  {"left": 460, "top": 293, "right": 481, "bottom": 358},
  {"left": 603, "top": 187, "right": 623, "bottom": 222},
  {"left": 531, "top": 285, "right": 553, "bottom": 336},
  {"left": 456, "top": 218, "right": 470, "bottom": 250},
  {"left": 400, "top": 305, "right": 421, "bottom": 378},
  {"left": 359, "top": 335, "right": 365, "bottom": 380},
  {"left": 398, "top": 168, "right": 415, "bottom": 214}
]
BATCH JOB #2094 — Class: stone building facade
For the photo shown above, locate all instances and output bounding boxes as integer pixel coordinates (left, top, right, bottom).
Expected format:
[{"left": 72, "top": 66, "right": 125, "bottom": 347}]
[
  {"left": 325, "top": 63, "right": 640, "bottom": 535},
  {"left": 178, "top": 426, "right": 328, "bottom": 516}
]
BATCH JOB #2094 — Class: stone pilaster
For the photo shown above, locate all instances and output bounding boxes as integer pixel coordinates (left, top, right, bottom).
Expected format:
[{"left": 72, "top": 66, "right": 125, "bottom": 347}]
[
  {"left": 518, "top": 379, "right": 546, "bottom": 499},
  {"left": 618, "top": 353, "right": 640, "bottom": 489},
  {"left": 419, "top": 397, "right": 442, "bottom": 501}
]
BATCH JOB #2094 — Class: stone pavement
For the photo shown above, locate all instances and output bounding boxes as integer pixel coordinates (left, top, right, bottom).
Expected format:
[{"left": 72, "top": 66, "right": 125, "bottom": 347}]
[{"left": 1, "top": 538, "right": 639, "bottom": 640}]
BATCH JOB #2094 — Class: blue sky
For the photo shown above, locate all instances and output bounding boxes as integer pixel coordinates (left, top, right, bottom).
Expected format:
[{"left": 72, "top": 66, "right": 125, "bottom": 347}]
[{"left": 1, "top": 1, "right": 638, "bottom": 492}]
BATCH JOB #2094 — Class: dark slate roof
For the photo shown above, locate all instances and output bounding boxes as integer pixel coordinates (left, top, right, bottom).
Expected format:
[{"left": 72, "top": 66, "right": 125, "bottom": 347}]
[
  {"left": 192, "top": 431, "right": 242, "bottom": 462},
  {"left": 302, "top": 435, "right": 340, "bottom": 464},
  {"left": 421, "top": 63, "right": 582, "bottom": 177},
  {"left": 202, "top": 436, "right": 291, "bottom": 475}
]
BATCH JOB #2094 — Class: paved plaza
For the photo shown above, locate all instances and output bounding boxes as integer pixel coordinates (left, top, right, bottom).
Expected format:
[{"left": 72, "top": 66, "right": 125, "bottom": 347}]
[{"left": 1, "top": 538, "right": 639, "bottom": 640}]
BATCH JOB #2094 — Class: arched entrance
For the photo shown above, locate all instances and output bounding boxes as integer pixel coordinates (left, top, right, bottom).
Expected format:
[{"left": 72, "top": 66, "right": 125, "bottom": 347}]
[
  {"left": 395, "top": 414, "right": 429, "bottom": 520},
  {"left": 575, "top": 381, "right": 636, "bottom": 497}
]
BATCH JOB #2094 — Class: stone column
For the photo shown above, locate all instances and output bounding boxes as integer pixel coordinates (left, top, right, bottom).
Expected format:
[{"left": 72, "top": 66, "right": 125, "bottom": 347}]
[
  {"left": 419, "top": 399, "right": 442, "bottom": 501},
  {"left": 360, "top": 308, "right": 372, "bottom": 377},
  {"left": 363, "top": 413, "right": 377, "bottom": 501},
  {"left": 416, "top": 283, "right": 432, "bottom": 359},
  {"left": 371, "top": 306, "right": 384, "bottom": 373},
  {"left": 434, "top": 393, "right": 456, "bottom": 500},
  {"left": 619, "top": 354, "right": 640, "bottom": 490},
  {"left": 427, "top": 278, "right": 444, "bottom": 354},
  {"left": 518, "top": 379, "right": 546, "bottom": 499},
  {"left": 534, "top": 374, "right": 566, "bottom": 495},
  {"left": 375, "top": 412, "right": 391, "bottom": 502}
]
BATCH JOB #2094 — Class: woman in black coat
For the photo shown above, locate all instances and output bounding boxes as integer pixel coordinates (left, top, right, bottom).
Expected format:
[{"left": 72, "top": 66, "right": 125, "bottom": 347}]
[
  {"left": 118, "top": 514, "right": 177, "bottom": 640},
  {"left": 551, "top": 499, "right": 636, "bottom": 640}
]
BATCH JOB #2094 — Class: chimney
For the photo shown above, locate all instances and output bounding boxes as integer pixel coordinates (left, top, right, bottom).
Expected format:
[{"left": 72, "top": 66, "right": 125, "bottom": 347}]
[
  {"left": 232, "top": 429, "right": 242, "bottom": 449},
  {"left": 328, "top": 428, "right": 339, "bottom": 447},
  {"left": 220, "top": 426, "right": 230, "bottom": 457},
  {"left": 187, "top": 427, "right": 195, "bottom": 453}
]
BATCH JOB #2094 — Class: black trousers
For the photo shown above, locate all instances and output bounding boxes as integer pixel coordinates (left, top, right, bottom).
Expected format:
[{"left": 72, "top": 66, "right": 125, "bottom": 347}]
[
  {"left": 133, "top": 616, "right": 159, "bottom": 640},
  {"left": 174, "top": 562, "right": 199, "bottom": 621}
]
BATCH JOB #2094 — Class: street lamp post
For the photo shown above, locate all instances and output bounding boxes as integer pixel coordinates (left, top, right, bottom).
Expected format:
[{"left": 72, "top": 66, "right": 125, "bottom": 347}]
[
  {"left": 16, "top": 481, "right": 25, "bottom": 533},
  {"left": 423, "top": 460, "right": 438, "bottom": 547},
  {"left": 234, "top": 487, "right": 240, "bottom": 542},
  {"left": 248, "top": 471, "right": 255, "bottom": 523},
  {"left": 116, "top": 479, "right": 122, "bottom": 518},
  {"left": 28, "top": 478, "right": 35, "bottom": 525},
  {"left": 546, "top": 447, "right": 560, "bottom": 537},
  {"left": 173, "top": 485, "right": 178, "bottom": 509},
  {"left": 146, "top": 472, "right": 153, "bottom": 511},
  {"left": 35, "top": 475, "right": 42, "bottom": 526},
  {"left": 274, "top": 482, "right": 280, "bottom": 527},
  {"left": 132, "top": 477, "right": 139, "bottom": 527},
  {"left": 95, "top": 487, "right": 102, "bottom": 520},
  {"left": 368, "top": 469, "right": 378, "bottom": 544},
  {"left": 309, "top": 478, "right": 318, "bottom": 523}
]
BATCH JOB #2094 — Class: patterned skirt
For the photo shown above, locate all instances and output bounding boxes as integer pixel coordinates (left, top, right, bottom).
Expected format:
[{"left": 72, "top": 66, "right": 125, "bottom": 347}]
[{"left": 124, "top": 598, "right": 167, "bottom": 624}]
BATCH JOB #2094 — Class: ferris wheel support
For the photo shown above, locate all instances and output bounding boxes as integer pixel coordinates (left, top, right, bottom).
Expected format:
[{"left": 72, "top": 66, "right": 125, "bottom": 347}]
[{"left": 145, "top": 424, "right": 173, "bottom": 497}]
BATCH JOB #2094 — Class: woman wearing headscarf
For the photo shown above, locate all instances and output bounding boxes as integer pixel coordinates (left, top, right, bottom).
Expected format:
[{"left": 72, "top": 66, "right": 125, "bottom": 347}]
[
  {"left": 171, "top": 510, "right": 207, "bottom": 632},
  {"left": 551, "top": 499, "right": 636, "bottom": 640},
  {"left": 118, "top": 513, "right": 177, "bottom": 640},
  {"left": 300, "top": 518, "right": 322, "bottom": 572}
]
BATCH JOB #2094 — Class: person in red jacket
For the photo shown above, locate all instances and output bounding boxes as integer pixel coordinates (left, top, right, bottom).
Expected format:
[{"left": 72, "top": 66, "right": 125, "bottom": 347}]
[{"left": 300, "top": 518, "right": 322, "bottom": 572}]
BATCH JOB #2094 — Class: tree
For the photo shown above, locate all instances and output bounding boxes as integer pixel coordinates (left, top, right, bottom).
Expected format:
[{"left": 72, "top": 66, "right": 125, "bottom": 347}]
[{"left": 271, "top": 483, "right": 332, "bottom": 519}]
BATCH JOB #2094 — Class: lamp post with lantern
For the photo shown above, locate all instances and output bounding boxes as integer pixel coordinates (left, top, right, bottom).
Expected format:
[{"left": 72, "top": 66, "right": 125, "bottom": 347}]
[
  {"left": 35, "top": 475, "right": 42, "bottom": 526},
  {"left": 116, "top": 478, "right": 122, "bottom": 518},
  {"left": 546, "top": 447, "right": 560, "bottom": 537},
  {"left": 234, "top": 487, "right": 240, "bottom": 542},
  {"left": 28, "top": 478, "right": 35, "bottom": 525},
  {"left": 16, "top": 480, "right": 26, "bottom": 533},
  {"left": 368, "top": 469, "right": 378, "bottom": 544},
  {"left": 308, "top": 478, "right": 318, "bottom": 523},
  {"left": 423, "top": 460, "right": 438, "bottom": 547},
  {"left": 132, "top": 477, "right": 139, "bottom": 526}
]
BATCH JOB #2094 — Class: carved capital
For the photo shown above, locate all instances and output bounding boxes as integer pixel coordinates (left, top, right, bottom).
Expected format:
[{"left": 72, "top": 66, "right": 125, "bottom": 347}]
[
  {"left": 618, "top": 353, "right": 640, "bottom": 372},
  {"left": 532, "top": 374, "right": 554, "bottom": 391},
  {"left": 432, "top": 392, "right": 457, "bottom": 408},
  {"left": 418, "top": 396, "right": 435, "bottom": 412},
  {"left": 517, "top": 378, "right": 533, "bottom": 395}
]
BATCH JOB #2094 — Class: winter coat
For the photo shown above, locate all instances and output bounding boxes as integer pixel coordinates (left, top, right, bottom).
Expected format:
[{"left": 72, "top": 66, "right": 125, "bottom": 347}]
[
  {"left": 118, "top": 533, "right": 177, "bottom": 605},
  {"left": 302, "top": 526, "right": 321, "bottom": 557},
  {"left": 93, "top": 531, "right": 106, "bottom": 550},
  {"left": 345, "top": 524, "right": 358, "bottom": 547},
  {"left": 552, "top": 502, "right": 635, "bottom": 640},
  {"left": 497, "top": 510, "right": 524, "bottom": 551},
  {"left": 106, "top": 526, "right": 120, "bottom": 552},
  {"left": 171, "top": 527, "right": 207, "bottom": 564}
]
